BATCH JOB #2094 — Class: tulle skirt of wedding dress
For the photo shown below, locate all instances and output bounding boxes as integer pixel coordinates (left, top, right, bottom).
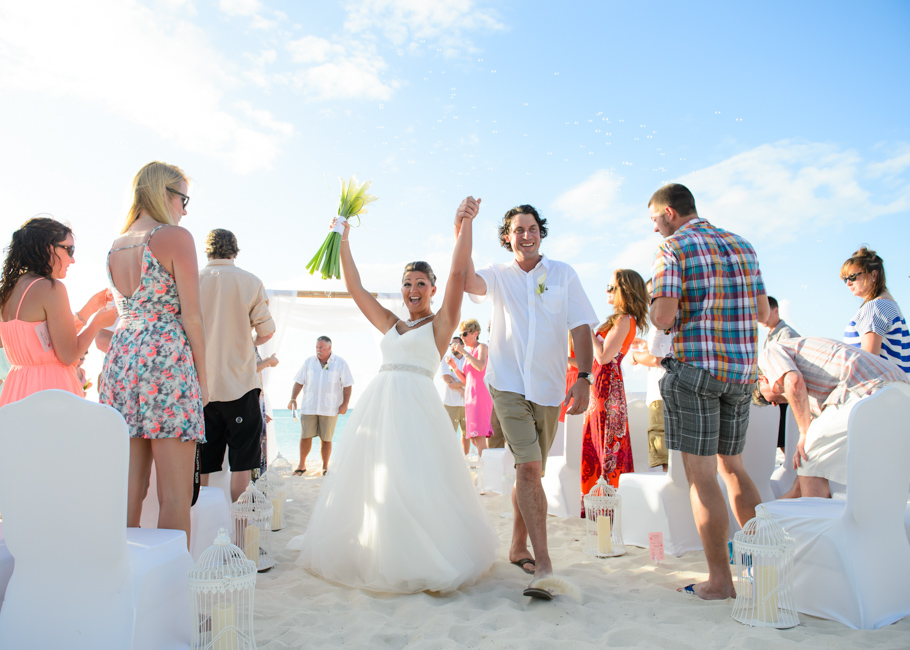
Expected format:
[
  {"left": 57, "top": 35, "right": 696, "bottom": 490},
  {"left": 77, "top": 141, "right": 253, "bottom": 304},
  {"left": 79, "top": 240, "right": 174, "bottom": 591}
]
[{"left": 286, "top": 367, "right": 499, "bottom": 594}]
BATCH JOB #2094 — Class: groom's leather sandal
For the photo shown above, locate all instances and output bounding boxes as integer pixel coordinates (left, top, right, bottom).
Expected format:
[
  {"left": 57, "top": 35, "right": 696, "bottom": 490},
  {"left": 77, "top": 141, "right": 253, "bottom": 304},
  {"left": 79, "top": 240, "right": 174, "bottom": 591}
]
[
  {"left": 510, "top": 558, "right": 536, "bottom": 575},
  {"left": 523, "top": 587, "right": 554, "bottom": 601}
]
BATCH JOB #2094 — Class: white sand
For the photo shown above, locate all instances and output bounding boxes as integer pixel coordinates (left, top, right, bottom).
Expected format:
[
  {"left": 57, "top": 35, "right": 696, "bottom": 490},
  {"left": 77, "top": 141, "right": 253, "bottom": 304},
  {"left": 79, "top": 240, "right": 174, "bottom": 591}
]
[{"left": 253, "top": 472, "right": 909, "bottom": 649}]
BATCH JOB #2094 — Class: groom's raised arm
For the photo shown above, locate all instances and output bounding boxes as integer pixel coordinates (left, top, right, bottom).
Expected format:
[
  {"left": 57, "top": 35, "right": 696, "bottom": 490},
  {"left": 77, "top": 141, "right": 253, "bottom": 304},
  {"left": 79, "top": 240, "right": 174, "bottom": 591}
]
[{"left": 455, "top": 196, "right": 487, "bottom": 296}]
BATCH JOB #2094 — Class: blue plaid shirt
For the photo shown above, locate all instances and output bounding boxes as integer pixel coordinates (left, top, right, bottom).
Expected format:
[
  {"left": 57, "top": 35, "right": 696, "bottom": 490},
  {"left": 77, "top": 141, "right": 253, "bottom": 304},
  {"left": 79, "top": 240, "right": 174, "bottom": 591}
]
[{"left": 651, "top": 218, "right": 766, "bottom": 384}]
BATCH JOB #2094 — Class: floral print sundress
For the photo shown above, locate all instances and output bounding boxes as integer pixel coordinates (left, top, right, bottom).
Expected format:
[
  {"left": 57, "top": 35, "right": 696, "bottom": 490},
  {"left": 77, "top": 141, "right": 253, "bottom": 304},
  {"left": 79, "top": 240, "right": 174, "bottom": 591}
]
[{"left": 99, "top": 226, "right": 205, "bottom": 443}]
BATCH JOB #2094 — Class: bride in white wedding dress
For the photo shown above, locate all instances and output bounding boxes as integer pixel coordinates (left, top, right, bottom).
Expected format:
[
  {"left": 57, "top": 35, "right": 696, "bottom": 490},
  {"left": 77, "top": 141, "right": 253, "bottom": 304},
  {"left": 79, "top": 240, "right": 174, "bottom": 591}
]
[{"left": 287, "top": 199, "right": 498, "bottom": 594}]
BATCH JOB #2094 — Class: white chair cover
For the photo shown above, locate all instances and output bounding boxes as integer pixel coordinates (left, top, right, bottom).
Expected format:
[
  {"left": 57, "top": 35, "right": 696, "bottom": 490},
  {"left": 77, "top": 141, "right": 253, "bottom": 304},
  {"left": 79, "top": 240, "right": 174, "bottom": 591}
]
[
  {"left": 625, "top": 394, "right": 650, "bottom": 474},
  {"left": 0, "top": 524, "right": 13, "bottom": 611},
  {"left": 617, "top": 449, "right": 701, "bottom": 556},
  {"left": 762, "top": 385, "right": 910, "bottom": 629},
  {"left": 140, "top": 462, "right": 231, "bottom": 561},
  {"left": 720, "top": 403, "right": 779, "bottom": 536},
  {"left": 0, "top": 390, "right": 193, "bottom": 648},
  {"left": 770, "top": 407, "right": 799, "bottom": 499}
]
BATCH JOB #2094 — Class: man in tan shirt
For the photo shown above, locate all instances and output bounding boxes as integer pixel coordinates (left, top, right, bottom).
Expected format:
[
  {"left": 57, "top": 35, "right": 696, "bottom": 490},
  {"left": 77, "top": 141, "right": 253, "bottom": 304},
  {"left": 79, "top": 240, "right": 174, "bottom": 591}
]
[{"left": 199, "top": 229, "right": 276, "bottom": 501}]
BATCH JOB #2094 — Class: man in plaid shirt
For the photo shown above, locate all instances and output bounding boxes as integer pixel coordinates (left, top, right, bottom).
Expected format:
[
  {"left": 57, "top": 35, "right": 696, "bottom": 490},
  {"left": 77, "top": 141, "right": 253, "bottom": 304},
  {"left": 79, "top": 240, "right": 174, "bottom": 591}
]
[{"left": 649, "top": 183, "right": 769, "bottom": 601}]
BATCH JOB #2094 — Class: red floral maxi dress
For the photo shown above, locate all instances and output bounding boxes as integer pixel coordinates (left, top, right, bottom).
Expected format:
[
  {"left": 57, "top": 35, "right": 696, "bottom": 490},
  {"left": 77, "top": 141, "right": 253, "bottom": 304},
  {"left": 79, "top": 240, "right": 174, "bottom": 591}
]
[
  {"left": 99, "top": 226, "right": 205, "bottom": 443},
  {"left": 579, "top": 317, "right": 636, "bottom": 516}
]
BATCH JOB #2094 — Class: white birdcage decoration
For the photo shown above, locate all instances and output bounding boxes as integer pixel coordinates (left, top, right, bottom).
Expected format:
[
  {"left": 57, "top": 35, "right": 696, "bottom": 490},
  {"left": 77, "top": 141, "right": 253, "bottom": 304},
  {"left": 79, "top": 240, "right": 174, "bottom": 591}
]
[
  {"left": 255, "top": 471, "right": 287, "bottom": 531},
  {"left": 500, "top": 466, "right": 515, "bottom": 518},
  {"left": 731, "top": 505, "right": 799, "bottom": 628},
  {"left": 187, "top": 527, "right": 257, "bottom": 650},
  {"left": 583, "top": 477, "right": 625, "bottom": 557},
  {"left": 230, "top": 482, "right": 275, "bottom": 572},
  {"left": 465, "top": 453, "right": 485, "bottom": 495},
  {"left": 269, "top": 452, "right": 293, "bottom": 479}
]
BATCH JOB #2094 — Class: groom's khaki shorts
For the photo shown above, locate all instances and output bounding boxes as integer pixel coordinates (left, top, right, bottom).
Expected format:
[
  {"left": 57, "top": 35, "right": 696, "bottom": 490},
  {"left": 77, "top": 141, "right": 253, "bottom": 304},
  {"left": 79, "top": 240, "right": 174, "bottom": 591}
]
[{"left": 489, "top": 387, "right": 559, "bottom": 476}]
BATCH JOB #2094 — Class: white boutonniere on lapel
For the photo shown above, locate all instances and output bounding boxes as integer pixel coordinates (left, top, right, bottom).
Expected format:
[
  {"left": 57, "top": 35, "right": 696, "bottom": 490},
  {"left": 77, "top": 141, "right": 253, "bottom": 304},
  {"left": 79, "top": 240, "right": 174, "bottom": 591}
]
[{"left": 536, "top": 273, "right": 547, "bottom": 296}]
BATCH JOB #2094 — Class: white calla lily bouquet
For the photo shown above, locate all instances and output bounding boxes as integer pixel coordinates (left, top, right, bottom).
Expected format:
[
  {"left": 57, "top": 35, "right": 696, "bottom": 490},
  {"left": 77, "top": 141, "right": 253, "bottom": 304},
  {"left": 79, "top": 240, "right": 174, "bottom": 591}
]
[{"left": 306, "top": 176, "right": 378, "bottom": 279}]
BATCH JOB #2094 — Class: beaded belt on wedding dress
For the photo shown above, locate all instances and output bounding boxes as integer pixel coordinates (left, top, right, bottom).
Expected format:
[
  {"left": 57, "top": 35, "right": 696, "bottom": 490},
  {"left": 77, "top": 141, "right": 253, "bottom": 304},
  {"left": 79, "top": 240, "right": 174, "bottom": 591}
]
[{"left": 379, "top": 363, "right": 434, "bottom": 379}]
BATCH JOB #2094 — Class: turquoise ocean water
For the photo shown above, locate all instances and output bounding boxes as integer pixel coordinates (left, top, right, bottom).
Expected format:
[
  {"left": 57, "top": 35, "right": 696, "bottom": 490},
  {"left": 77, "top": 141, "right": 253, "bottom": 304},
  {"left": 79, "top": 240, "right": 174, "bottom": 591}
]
[{"left": 271, "top": 408, "right": 353, "bottom": 465}]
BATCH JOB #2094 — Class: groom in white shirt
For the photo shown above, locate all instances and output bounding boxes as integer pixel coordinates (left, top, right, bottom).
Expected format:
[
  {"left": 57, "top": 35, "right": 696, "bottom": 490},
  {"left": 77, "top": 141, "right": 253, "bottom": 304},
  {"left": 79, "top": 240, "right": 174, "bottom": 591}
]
[{"left": 457, "top": 197, "right": 597, "bottom": 599}]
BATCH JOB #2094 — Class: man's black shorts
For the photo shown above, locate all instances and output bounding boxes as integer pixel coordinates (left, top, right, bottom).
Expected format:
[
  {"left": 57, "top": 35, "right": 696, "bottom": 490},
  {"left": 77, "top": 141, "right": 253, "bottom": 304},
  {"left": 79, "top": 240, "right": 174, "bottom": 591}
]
[{"left": 200, "top": 388, "right": 263, "bottom": 473}]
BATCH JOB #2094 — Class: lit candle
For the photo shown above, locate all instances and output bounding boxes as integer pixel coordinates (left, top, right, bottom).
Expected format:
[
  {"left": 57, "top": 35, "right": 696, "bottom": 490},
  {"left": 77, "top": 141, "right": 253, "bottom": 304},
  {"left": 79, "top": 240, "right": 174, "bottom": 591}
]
[
  {"left": 754, "top": 565, "right": 779, "bottom": 623},
  {"left": 597, "top": 514, "right": 612, "bottom": 555},
  {"left": 212, "top": 601, "right": 238, "bottom": 650},
  {"left": 270, "top": 496, "right": 283, "bottom": 530},
  {"left": 244, "top": 524, "right": 260, "bottom": 565}
]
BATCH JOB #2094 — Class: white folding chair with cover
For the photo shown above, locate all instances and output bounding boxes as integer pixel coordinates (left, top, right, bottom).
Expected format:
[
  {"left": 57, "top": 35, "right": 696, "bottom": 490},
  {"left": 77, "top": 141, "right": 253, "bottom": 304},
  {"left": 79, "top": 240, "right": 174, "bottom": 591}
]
[
  {"left": 720, "top": 403, "right": 779, "bottom": 536},
  {"left": 762, "top": 385, "right": 910, "bottom": 629},
  {"left": 0, "top": 389, "right": 193, "bottom": 649},
  {"left": 770, "top": 407, "right": 799, "bottom": 499},
  {"left": 617, "top": 449, "right": 701, "bottom": 556}
]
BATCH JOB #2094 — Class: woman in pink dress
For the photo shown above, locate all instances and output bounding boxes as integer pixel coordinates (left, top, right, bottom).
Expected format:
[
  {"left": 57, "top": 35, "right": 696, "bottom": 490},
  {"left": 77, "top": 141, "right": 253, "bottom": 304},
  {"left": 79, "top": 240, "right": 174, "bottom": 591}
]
[
  {"left": 449, "top": 318, "right": 493, "bottom": 456},
  {"left": 0, "top": 217, "right": 116, "bottom": 407}
]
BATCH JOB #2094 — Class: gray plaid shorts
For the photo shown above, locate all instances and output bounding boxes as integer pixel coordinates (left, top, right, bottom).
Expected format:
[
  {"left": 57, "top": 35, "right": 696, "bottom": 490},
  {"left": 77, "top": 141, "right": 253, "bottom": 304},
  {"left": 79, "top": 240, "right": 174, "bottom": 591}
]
[{"left": 658, "top": 358, "right": 752, "bottom": 457}]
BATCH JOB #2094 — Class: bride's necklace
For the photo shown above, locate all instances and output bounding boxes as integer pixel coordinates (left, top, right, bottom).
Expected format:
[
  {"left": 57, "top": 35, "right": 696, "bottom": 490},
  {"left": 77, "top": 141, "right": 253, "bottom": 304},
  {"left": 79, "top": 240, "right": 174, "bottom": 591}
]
[{"left": 405, "top": 313, "right": 434, "bottom": 328}]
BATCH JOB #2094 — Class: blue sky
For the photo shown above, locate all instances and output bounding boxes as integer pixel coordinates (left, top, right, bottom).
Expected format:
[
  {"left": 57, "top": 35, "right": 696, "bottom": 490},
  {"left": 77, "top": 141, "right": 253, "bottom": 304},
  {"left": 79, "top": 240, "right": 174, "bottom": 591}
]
[{"left": 1, "top": 0, "right": 908, "bottom": 396}]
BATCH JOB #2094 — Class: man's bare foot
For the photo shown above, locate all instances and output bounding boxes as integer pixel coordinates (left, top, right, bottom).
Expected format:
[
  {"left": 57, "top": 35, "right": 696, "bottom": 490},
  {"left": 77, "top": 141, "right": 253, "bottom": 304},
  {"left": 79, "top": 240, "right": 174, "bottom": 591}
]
[{"left": 678, "top": 582, "right": 736, "bottom": 600}]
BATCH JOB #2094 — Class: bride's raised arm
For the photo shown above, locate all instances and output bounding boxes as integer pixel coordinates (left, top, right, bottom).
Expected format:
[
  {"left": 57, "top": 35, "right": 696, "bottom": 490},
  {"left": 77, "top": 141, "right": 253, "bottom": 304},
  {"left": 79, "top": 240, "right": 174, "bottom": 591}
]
[
  {"left": 434, "top": 196, "right": 478, "bottom": 354},
  {"left": 338, "top": 218, "right": 399, "bottom": 334}
]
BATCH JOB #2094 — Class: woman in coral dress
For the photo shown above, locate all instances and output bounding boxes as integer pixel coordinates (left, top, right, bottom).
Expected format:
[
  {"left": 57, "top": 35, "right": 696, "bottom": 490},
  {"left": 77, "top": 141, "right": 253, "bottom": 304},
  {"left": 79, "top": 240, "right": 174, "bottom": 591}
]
[
  {"left": 580, "top": 269, "right": 649, "bottom": 514},
  {"left": 449, "top": 318, "right": 493, "bottom": 456},
  {"left": 0, "top": 217, "right": 116, "bottom": 407}
]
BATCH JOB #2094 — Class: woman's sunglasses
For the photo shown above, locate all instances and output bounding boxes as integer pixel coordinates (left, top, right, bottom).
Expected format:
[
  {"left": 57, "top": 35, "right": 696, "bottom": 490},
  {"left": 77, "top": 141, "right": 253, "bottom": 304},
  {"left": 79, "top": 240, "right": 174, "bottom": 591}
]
[
  {"left": 55, "top": 243, "right": 75, "bottom": 258},
  {"left": 842, "top": 272, "right": 864, "bottom": 284},
  {"left": 167, "top": 187, "right": 190, "bottom": 209},
  {"left": 606, "top": 285, "right": 616, "bottom": 294}
]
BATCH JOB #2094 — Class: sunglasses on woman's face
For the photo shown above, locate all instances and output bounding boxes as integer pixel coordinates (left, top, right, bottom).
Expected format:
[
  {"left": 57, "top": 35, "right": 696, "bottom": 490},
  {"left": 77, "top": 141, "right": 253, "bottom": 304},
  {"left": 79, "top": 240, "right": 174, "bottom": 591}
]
[
  {"left": 842, "top": 272, "right": 864, "bottom": 284},
  {"left": 167, "top": 187, "right": 190, "bottom": 209},
  {"left": 606, "top": 285, "right": 616, "bottom": 294},
  {"left": 55, "top": 243, "right": 75, "bottom": 258}
]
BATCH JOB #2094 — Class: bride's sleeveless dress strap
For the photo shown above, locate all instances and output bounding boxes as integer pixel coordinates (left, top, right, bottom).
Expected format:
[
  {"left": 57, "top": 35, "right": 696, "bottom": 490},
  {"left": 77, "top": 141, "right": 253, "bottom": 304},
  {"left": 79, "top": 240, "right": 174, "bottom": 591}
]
[{"left": 379, "top": 363, "right": 434, "bottom": 379}]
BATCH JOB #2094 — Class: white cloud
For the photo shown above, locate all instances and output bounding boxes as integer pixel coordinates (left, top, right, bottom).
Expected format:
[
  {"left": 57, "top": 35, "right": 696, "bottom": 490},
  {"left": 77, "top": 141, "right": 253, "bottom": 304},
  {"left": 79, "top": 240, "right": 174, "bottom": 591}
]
[
  {"left": 293, "top": 53, "right": 395, "bottom": 101},
  {"left": 678, "top": 140, "right": 910, "bottom": 243},
  {"left": 287, "top": 36, "right": 346, "bottom": 64},
  {"left": 342, "top": 0, "right": 505, "bottom": 58},
  {"left": 551, "top": 169, "right": 626, "bottom": 223},
  {"left": 0, "top": 0, "right": 289, "bottom": 173},
  {"left": 219, "top": 0, "right": 261, "bottom": 16}
]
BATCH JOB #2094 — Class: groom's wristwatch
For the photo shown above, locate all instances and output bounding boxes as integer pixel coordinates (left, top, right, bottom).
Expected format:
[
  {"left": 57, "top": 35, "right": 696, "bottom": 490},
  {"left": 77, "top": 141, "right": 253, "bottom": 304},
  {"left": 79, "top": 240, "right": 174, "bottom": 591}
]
[{"left": 578, "top": 372, "right": 594, "bottom": 385}]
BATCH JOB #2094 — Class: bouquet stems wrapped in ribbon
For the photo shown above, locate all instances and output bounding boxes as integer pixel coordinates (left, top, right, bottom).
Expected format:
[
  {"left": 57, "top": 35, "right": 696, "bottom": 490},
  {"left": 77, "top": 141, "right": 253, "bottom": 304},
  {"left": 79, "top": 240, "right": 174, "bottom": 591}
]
[{"left": 306, "top": 176, "right": 378, "bottom": 280}]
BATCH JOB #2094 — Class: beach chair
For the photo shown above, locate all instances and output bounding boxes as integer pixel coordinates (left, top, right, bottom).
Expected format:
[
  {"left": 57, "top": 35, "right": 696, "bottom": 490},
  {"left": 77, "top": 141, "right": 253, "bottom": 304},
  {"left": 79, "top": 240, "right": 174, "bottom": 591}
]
[
  {"left": 140, "top": 463, "right": 232, "bottom": 561},
  {"left": 762, "top": 385, "right": 910, "bottom": 629},
  {"left": 0, "top": 389, "right": 193, "bottom": 649}
]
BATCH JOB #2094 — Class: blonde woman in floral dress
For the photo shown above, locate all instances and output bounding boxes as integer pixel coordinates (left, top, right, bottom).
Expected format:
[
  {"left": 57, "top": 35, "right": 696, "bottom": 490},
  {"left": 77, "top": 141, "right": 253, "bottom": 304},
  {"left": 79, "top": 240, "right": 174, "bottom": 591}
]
[{"left": 99, "top": 161, "right": 207, "bottom": 547}]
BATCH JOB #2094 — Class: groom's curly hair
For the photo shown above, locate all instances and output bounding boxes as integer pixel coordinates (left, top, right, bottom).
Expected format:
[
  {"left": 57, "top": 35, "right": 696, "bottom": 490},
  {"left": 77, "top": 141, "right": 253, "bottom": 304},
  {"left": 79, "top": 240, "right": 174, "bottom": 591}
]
[{"left": 498, "top": 205, "right": 548, "bottom": 252}]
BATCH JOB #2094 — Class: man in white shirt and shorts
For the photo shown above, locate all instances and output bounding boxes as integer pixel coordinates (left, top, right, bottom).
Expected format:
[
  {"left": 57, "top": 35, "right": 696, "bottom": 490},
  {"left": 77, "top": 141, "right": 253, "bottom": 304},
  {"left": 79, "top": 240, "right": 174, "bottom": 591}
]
[
  {"left": 458, "top": 196, "right": 598, "bottom": 599},
  {"left": 288, "top": 336, "right": 354, "bottom": 476}
]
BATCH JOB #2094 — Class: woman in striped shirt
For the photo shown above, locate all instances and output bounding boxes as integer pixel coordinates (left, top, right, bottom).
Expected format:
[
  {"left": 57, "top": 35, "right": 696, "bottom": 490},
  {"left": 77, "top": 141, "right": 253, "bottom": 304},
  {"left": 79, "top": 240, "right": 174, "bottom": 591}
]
[{"left": 841, "top": 247, "right": 909, "bottom": 374}]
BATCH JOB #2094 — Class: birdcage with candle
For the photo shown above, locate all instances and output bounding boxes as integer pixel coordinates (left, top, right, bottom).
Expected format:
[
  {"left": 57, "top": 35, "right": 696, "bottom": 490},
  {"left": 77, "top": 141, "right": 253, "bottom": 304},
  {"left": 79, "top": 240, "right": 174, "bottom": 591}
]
[
  {"left": 465, "top": 453, "right": 485, "bottom": 495},
  {"left": 731, "top": 505, "right": 799, "bottom": 628},
  {"left": 230, "top": 482, "right": 275, "bottom": 572},
  {"left": 269, "top": 452, "right": 293, "bottom": 479},
  {"left": 255, "top": 471, "right": 287, "bottom": 531},
  {"left": 187, "top": 527, "right": 258, "bottom": 650},
  {"left": 583, "top": 477, "right": 625, "bottom": 557}
]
